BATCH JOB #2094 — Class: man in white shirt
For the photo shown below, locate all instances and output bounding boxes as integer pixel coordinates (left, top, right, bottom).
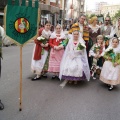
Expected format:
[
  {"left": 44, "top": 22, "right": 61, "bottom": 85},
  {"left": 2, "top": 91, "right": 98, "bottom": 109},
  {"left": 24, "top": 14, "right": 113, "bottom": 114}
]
[
  {"left": 78, "top": 14, "right": 86, "bottom": 37},
  {"left": 101, "top": 17, "right": 115, "bottom": 47}
]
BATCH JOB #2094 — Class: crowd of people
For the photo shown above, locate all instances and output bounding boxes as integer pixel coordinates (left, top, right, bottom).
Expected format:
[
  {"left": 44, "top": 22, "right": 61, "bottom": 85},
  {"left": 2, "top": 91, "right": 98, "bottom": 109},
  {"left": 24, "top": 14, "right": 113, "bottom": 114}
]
[
  {"left": 31, "top": 14, "right": 120, "bottom": 91},
  {"left": 1, "top": 14, "right": 120, "bottom": 110}
]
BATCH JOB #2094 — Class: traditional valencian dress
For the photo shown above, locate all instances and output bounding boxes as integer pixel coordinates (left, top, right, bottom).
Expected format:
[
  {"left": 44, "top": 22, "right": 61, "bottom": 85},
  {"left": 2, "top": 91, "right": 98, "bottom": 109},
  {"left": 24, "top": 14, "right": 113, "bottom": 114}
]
[
  {"left": 59, "top": 35, "right": 90, "bottom": 81},
  {"left": 88, "top": 25, "right": 101, "bottom": 68},
  {"left": 89, "top": 43, "right": 105, "bottom": 77},
  {"left": 100, "top": 46, "right": 120, "bottom": 85},
  {"left": 31, "top": 29, "right": 51, "bottom": 75},
  {"left": 89, "top": 25, "right": 101, "bottom": 45},
  {"left": 48, "top": 32, "right": 66, "bottom": 73}
]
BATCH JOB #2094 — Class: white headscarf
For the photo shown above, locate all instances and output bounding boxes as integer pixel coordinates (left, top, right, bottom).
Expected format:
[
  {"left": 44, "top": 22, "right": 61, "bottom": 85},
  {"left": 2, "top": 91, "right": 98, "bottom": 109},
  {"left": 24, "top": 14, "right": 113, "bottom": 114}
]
[
  {"left": 50, "top": 24, "right": 66, "bottom": 40},
  {"left": 106, "top": 37, "right": 120, "bottom": 54},
  {"left": 59, "top": 31, "right": 90, "bottom": 81}
]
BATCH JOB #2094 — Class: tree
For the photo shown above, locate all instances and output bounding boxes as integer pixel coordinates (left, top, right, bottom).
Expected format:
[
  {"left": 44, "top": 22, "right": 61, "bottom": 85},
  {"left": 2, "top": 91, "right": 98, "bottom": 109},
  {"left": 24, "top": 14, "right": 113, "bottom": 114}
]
[
  {"left": 89, "top": 14, "right": 96, "bottom": 19},
  {"left": 112, "top": 10, "right": 120, "bottom": 21}
]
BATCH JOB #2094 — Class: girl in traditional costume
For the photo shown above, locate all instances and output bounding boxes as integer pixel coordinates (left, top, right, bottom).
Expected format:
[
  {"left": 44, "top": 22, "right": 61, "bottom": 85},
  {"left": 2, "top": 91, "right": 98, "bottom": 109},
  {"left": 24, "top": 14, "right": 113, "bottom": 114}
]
[
  {"left": 59, "top": 29, "right": 90, "bottom": 86},
  {"left": 89, "top": 35, "right": 105, "bottom": 79},
  {"left": 100, "top": 37, "right": 120, "bottom": 90},
  {"left": 31, "top": 21, "right": 51, "bottom": 80},
  {"left": 48, "top": 24, "right": 66, "bottom": 79}
]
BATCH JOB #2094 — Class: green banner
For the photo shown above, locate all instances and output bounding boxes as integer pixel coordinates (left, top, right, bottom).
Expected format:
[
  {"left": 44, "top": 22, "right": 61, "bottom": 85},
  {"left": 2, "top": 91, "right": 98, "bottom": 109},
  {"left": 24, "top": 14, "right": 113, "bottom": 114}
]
[{"left": 4, "top": 0, "right": 40, "bottom": 46}]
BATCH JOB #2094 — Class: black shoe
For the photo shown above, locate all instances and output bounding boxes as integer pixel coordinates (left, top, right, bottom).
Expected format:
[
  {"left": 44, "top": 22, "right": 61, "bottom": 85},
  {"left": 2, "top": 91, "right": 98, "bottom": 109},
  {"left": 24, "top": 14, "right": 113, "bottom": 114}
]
[
  {"left": 31, "top": 76, "right": 41, "bottom": 81},
  {"left": 52, "top": 75, "right": 60, "bottom": 80},
  {"left": 108, "top": 85, "right": 114, "bottom": 91},
  {"left": 52, "top": 75, "right": 56, "bottom": 79},
  {"left": 0, "top": 100, "right": 4, "bottom": 110},
  {"left": 56, "top": 76, "right": 60, "bottom": 80}
]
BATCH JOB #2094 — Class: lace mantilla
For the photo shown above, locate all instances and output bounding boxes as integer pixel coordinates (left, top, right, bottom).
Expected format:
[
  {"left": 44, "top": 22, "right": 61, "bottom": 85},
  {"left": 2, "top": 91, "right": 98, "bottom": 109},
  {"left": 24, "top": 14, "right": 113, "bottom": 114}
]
[{"left": 89, "top": 25, "right": 100, "bottom": 33}]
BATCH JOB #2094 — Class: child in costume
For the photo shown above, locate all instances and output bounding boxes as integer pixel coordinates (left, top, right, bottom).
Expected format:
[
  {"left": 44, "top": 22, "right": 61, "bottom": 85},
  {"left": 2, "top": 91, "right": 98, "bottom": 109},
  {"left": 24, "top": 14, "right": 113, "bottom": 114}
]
[
  {"left": 59, "top": 29, "right": 90, "bottom": 86},
  {"left": 100, "top": 37, "right": 120, "bottom": 91},
  {"left": 31, "top": 21, "right": 51, "bottom": 80},
  {"left": 48, "top": 24, "right": 66, "bottom": 79},
  {"left": 89, "top": 35, "right": 105, "bottom": 79}
]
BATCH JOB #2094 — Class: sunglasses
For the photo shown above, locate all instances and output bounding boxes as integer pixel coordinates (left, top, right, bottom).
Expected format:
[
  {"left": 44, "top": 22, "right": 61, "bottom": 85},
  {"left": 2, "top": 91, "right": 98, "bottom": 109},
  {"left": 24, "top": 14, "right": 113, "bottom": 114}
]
[{"left": 105, "top": 20, "right": 110, "bottom": 21}]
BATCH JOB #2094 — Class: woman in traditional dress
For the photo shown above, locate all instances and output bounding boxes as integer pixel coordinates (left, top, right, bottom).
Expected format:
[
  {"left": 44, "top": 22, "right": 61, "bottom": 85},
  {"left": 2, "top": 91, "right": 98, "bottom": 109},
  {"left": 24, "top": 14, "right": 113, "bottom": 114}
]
[
  {"left": 89, "top": 35, "right": 105, "bottom": 79},
  {"left": 48, "top": 24, "right": 66, "bottom": 79},
  {"left": 100, "top": 37, "right": 120, "bottom": 91},
  {"left": 31, "top": 21, "right": 51, "bottom": 80},
  {"left": 59, "top": 29, "right": 90, "bottom": 86},
  {"left": 88, "top": 16, "right": 101, "bottom": 68}
]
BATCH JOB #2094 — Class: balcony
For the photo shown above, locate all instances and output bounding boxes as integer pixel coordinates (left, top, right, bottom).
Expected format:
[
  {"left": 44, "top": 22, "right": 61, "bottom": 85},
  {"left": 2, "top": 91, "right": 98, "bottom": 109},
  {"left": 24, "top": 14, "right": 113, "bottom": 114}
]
[
  {"left": 0, "top": 0, "right": 7, "bottom": 11},
  {"left": 0, "top": 0, "right": 60, "bottom": 14}
]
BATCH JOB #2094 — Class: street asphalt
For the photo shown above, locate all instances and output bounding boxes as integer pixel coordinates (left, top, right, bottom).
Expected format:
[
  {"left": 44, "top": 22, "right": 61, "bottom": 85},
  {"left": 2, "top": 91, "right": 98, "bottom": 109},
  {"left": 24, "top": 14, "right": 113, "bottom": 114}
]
[{"left": 0, "top": 43, "right": 120, "bottom": 120}]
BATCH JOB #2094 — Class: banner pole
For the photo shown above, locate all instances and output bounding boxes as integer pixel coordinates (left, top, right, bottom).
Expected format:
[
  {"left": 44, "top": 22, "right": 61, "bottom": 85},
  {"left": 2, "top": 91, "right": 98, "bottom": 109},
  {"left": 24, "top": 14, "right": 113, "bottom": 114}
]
[{"left": 19, "top": 45, "right": 23, "bottom": 111}]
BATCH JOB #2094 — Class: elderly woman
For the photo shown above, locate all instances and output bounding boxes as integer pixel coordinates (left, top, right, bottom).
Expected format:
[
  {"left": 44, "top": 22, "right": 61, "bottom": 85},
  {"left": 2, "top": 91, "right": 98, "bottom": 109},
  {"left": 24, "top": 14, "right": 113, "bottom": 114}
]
[{"left": 88, "top": 16, "right": 101, "bottom": 68}]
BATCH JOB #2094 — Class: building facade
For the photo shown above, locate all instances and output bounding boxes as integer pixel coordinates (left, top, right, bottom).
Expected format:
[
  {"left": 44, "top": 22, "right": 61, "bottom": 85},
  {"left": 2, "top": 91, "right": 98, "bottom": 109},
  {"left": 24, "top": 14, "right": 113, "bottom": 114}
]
[
  {"left": 65, "top": 0, "right": 85, "bottom": 20},
  {"left": 95, "top": 2, "right": 108, "bottom": 15},
  {"left": 101, "top": 4, "right": 120, "bottom": 18},
  {"left": 0, "top": 0, "right": 60, "bottom": 26},
  {"left": 39, "top": 0, "right": 60, "bottom": 26}
]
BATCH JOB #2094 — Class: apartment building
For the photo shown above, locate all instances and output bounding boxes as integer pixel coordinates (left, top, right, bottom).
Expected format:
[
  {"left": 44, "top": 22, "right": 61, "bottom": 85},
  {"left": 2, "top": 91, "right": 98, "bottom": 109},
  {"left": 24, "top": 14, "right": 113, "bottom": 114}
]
[
  {"left": 101, "top": 4, "right": 120, "bottom": 17},
  {"left": 0, "top": 0, "right": 60, "bottom": 26},
  {"left": 65, "top": 0, "right": 85, "bottom": 20}
]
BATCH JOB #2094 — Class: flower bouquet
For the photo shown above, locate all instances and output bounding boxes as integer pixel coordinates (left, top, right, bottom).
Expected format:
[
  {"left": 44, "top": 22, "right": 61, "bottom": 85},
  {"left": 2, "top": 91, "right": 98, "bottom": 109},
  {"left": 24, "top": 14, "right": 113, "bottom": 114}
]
[
  {"left": 94, "top": 46, "right": 101, "bottom": 54},
  {"left": 59, "top": 38, "right": 69, "bottom": 47},
  {"left": 105, "top": 47, "right": 116, "bottom": 63},
  {"left": 115, "top": 53, "right": 120, "bottom": 63},
  {"left": 37, "top": 36, "right": 48, "bottom": 44},
  {"left": 77, "top": 43, "right": 86, "bottom": 50}
]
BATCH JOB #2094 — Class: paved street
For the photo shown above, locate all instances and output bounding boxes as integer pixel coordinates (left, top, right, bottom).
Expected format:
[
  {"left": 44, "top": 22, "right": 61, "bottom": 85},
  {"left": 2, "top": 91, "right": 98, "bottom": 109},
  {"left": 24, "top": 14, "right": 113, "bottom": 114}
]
[{"left": 0, "top": 43, "right": 120, "bottom": 120}]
